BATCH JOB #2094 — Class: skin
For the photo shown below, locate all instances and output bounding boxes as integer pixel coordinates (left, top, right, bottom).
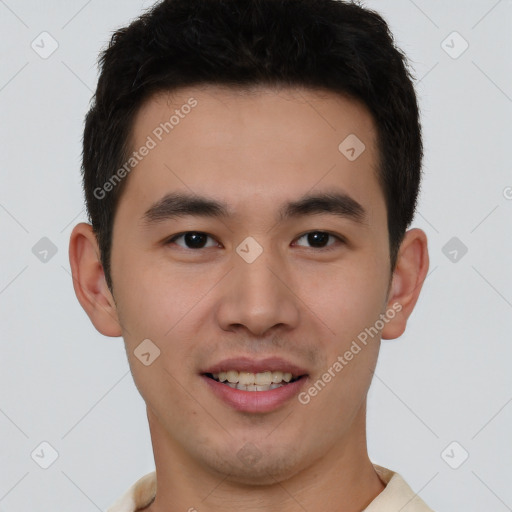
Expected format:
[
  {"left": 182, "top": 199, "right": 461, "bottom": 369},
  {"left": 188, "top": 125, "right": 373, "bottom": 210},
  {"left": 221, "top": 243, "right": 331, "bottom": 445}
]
[{"left": 69, "top": 85, "right": 429, "bottom": 512}]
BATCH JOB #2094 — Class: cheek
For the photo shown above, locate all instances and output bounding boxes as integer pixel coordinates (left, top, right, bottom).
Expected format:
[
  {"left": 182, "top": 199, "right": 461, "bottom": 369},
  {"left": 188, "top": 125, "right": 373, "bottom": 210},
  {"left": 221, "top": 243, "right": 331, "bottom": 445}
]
[
  {"left": 310, "top": 252, "right": 388, "bottom": 405},
  {"left": 112, "top": 255, "right": 218, "bottom": 392},
  {"left": 112, "top": 249, "right": 202, "bottom": 339},
  {"left": 301, "top": 254, "right": 389, "bottom": 340}
]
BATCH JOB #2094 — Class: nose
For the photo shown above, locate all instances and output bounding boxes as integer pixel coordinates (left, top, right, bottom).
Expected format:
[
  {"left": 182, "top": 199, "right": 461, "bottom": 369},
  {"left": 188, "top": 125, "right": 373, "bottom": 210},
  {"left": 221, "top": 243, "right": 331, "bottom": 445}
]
[{"left": 215, "top": 245, "right": 300, "bottom": 337}]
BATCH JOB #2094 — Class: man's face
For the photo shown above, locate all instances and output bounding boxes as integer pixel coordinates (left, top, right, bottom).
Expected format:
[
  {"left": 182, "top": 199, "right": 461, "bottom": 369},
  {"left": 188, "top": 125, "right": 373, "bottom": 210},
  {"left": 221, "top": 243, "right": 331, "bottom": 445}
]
[{"left": 110, "top": 85, "right": 392, "bottom": 483}]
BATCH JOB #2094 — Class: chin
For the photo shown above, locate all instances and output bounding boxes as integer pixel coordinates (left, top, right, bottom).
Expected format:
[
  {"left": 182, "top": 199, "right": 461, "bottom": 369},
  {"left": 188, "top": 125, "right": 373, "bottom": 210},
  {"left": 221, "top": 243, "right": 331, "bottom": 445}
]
[{"left": 195, "top": 440, "right": 306, "bottom": 486}]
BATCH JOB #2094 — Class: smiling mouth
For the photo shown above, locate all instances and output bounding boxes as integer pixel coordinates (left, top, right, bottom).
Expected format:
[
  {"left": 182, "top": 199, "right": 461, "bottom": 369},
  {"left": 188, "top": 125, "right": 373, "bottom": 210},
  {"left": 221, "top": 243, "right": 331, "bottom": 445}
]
[{"left": 203, "top": 370, "right": 305, "bottom": 392}]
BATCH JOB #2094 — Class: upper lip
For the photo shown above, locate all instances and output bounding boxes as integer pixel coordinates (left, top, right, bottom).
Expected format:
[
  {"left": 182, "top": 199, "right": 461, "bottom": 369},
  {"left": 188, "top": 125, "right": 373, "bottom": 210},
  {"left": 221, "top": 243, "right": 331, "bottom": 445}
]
[{"left": 202, "top": 357, "right": 309, "bottom": 377}]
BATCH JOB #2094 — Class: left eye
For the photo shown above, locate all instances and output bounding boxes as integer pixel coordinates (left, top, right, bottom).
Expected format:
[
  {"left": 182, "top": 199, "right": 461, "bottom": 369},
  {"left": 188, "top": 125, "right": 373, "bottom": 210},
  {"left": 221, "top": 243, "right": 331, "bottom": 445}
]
[{"left": 293, "top": 231, "right": 341, "bottom": 249}]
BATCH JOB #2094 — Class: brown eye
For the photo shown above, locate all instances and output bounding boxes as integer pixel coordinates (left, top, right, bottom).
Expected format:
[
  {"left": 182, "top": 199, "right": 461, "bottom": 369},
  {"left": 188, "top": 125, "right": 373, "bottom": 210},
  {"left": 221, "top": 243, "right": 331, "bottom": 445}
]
[
  {"left": 167, "top": 232, "right": 218, "bottom": 249},
  {"left": 293, "top": 231, "right": 342, "bottom": 249}
]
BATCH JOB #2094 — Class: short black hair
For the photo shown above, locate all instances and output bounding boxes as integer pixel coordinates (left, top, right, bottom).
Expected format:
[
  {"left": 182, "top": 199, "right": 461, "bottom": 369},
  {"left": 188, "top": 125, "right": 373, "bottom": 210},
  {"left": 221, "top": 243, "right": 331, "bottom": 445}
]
[{"left": 82, "top": 0, "right": 423, "bottom": 291}]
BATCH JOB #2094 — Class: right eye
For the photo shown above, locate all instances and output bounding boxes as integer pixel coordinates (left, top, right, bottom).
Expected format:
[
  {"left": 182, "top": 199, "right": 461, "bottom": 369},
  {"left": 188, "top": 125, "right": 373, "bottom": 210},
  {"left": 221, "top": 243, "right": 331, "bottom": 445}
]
[{"left": 165, "top": 231, "right": 220, "bottom": 250}]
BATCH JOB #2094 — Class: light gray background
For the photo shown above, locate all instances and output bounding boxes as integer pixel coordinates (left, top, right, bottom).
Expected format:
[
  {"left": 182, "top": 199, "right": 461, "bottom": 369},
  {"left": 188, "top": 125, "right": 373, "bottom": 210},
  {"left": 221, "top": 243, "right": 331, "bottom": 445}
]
[{"left": 1, "top": 0, "right": 511, "bottom": 510}]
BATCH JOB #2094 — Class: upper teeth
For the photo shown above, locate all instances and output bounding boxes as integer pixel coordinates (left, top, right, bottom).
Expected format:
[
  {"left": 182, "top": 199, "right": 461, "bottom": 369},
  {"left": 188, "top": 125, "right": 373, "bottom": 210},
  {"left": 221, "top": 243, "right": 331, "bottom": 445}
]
[{"left": 213, "top": 370, "right": 293, "bottom": 385}]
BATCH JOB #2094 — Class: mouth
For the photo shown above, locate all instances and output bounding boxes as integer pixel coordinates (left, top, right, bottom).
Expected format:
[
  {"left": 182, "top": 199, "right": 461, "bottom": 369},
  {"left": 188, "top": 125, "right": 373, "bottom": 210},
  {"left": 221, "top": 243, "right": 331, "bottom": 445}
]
[
  {"left": 200, "top": 358, "right": 309, "bottom": 413},
  {"left": 203, "top": 370, "right": 305, "bottom": 392}
]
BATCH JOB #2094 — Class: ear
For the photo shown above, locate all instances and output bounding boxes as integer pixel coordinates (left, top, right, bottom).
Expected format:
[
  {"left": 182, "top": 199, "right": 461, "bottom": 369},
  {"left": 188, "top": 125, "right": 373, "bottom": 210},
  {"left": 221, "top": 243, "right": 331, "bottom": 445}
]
[
  {"left": 381, "top": 228, "right": 429, "bottom": 340},
  {"left": 68, "top": 222, "right": 122, "bottom": 337}
]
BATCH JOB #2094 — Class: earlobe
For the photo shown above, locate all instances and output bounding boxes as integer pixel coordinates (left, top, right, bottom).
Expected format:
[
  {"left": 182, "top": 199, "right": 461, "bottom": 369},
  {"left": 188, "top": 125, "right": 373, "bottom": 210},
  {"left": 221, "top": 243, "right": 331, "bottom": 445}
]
[
  {"left": 381, "top": 228, "right": 429, "bottom": 340},
  {"left": 68, "top": 222, "right": 122, "bottom": 337}
]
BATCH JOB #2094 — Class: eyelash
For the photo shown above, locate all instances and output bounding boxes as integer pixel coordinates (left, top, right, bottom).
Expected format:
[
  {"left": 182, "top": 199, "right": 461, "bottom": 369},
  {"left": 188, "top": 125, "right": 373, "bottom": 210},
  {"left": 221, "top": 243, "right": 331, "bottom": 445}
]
[{"left": 165, "top": 231, "right": 345, "bottom": 251}]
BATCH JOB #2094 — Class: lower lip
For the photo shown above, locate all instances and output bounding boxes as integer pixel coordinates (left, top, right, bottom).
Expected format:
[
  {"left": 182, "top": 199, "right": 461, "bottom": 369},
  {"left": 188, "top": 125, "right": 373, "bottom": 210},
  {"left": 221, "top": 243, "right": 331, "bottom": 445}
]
[{"left": 202, "top": 375, "right": 308, "bottom": 413}]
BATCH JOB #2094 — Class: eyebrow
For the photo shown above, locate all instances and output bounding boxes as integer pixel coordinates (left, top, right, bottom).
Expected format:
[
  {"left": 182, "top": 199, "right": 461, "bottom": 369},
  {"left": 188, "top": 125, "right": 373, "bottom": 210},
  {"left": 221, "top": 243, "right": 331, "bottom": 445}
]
[{"left": 142, "top": 190, "right": 367, "bottom": 225}]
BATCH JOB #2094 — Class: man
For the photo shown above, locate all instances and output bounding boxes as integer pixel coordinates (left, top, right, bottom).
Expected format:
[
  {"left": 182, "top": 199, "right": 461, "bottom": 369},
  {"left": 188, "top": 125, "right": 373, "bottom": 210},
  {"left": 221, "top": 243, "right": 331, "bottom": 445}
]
[{"left": 69, "top": 0, "right": 432, "bottom": 510}]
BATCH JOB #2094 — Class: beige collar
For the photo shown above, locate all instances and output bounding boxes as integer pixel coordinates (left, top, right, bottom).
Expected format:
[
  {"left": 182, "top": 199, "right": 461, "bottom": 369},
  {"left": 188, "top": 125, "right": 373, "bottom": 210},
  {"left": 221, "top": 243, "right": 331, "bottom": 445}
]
[{"left": 107, "top": 464, "right": 434, "bottom": 512}]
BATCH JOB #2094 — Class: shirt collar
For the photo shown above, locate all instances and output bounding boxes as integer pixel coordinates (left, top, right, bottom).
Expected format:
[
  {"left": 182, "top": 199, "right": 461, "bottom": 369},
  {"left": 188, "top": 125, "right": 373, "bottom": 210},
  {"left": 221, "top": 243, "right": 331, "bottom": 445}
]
[{"left": 107, "top": 464, "right": 434, "bottom": 512}]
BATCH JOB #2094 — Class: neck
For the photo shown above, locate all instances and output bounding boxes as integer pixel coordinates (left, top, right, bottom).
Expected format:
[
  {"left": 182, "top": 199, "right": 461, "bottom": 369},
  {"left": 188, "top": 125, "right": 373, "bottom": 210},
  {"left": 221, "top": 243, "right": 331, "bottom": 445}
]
[{"left": 144, "top": 403, "right": 385, "bottom": 512}]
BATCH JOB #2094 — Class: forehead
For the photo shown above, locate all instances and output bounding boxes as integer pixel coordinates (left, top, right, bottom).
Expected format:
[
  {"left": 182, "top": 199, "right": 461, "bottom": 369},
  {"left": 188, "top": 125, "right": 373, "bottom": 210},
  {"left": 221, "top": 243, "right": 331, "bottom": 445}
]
[{"left": 120, "top": 84, "right": 383, "bottom": 221}]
